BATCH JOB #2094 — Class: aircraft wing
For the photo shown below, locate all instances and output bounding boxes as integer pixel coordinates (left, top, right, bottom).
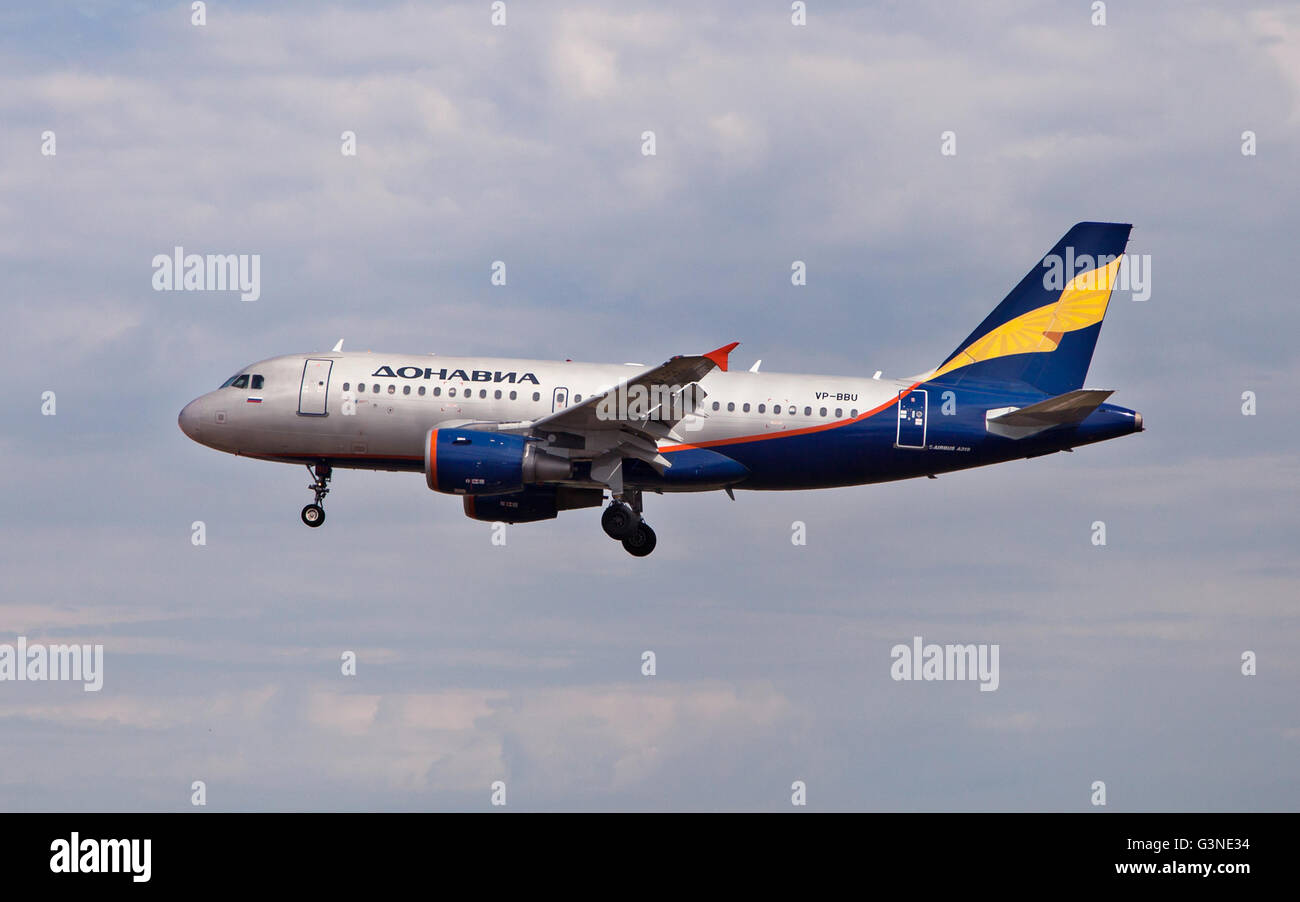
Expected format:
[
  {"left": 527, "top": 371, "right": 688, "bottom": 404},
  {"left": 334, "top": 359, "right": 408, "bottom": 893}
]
[{"left": 504, "top": 342, "right": 739, "bottom": 478}]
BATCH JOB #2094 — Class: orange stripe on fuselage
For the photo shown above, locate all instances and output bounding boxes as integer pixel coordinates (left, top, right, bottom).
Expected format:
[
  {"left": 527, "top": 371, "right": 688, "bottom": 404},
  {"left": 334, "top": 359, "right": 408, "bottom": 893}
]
[{"left": 659, "top": 383, "right": 918, "bottom": 452}]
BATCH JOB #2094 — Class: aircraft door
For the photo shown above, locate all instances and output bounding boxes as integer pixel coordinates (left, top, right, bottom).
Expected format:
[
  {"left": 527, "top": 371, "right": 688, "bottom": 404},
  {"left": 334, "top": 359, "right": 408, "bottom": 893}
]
[
  {"left": 896, "top": 389, "right": 927, "bottom": 448},
  {"left": 299, "top": 358, "right": 333, "bottom": 416},
  {"left": 552, "top": 387, "right": 568, "bottom": 412}
]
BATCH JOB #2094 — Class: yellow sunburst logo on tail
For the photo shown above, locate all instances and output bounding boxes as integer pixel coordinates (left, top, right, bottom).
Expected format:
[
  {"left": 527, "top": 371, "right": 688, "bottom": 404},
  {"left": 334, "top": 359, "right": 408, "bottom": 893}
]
[{"left": 924, "top": 256, "right": 1123, "bottom": 381}]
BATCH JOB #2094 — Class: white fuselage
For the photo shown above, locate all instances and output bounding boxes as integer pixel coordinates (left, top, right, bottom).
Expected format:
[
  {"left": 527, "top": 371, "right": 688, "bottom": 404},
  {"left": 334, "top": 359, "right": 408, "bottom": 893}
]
[{"left": 181, "top": 351, "right": 907, "bottom": 471}]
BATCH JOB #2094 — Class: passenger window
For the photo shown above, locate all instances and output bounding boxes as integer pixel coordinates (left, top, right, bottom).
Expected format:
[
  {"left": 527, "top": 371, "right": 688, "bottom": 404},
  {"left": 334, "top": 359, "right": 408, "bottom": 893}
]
[
  {"left": 835, "top": 408, "right": 842, "bottom": 418},
  {"left": 743, "top": 402, "right": 750, "bottom": 412},
  {"left": 449, "top": 387, "right": 457, "bottom": 397},
  {"left": 342, "top": 382, "right": 350, "bottom": 392},
  {"left": 357, "top": 383, "right": 365, "bottom": 393},
  {"left": 771, "top": 405, "right": 780, "bottom": 415},
  {"left": 509, "top": 391, "right": 517, "bottom": 401},
  {"left": 480, "top": 389, "right": 487, "bottom": 399},
  {"left": 804, "top": 406, "right": 811, "bottom": 416},
  {"left": 232, "top": 375, "right": 249, "bottom": 389},
  {"left": 403, "top": 385, "right": 411, "bottom": 395},
  {"left": 388, "top": 385, "right": 395, "bottom": 394},
  {"left": 371, "top": 384, "right": 379, "bottom": 393},
  {"left": 418, "top": 386, "right": 426, "bottom": 396},
  {"left": 251, "top": 375, "right": 264, "bottom": 390},
  {"left": 758, "top": 403, "right": 766, "bottom": 414},
  {"left": 574, "top": 394, "right": 582, "bottom": 403},
  {"left": 532, "top": 392, "right": 540, "bottom": 402},
  {"left": 727, "top": 402, "right": 735, "bottom": 412},
  {"left": 850, "top": 408, "right": 858, "bottom": 417},
  {"left": 494, "top": 390, "right": 502, "bottom": 399},
  {"left": 433, "top": 387, "right": 441, "bottom": 396},
  {"left": 819, "top": 407, "right": 827, "bottom": 417},
  {"left": 712, "top": 402, "right": 720, "bottom": 411}
]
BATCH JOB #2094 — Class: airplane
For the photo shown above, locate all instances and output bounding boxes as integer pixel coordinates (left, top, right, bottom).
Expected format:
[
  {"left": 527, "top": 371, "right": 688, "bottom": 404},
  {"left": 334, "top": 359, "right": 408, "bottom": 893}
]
[{"left": 178, "top": 222, "right": 1143, "bottom": 556}]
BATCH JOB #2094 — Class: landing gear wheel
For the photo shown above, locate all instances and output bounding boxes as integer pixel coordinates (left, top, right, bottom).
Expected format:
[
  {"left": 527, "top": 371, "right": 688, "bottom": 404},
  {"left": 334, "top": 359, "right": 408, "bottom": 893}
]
[
  {"left": 602, "top": 503, "right": 638, "bottom": 540},
  {"left": 302, "top": 463, "right": 332, "bottom": 528},
  {"left": 622, "top": 522, "right": 656, "bottom": 557}
]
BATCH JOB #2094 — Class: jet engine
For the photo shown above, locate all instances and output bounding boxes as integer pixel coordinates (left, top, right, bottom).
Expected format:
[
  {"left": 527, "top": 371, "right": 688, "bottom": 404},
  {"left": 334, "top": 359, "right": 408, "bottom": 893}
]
[{"left": 424, "top": 427, "right": 571, "bottom": 495}]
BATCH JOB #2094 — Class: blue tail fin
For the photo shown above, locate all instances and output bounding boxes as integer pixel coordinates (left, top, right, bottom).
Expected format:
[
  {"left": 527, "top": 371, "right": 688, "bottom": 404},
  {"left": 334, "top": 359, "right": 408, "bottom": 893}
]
[{"left": 927, "top": 222, "right": 1132, "bottom": 395}]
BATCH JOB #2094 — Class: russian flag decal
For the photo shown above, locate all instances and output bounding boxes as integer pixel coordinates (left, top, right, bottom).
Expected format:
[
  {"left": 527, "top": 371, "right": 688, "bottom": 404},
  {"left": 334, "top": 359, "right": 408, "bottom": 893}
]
[{"left": 246, "top": 397, "right": 263, "bottom": 404}]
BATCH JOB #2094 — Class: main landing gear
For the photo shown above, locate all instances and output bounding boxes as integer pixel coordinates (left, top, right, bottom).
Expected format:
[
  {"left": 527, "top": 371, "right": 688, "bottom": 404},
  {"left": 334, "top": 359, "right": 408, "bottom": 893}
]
[
  {"left": 601, "top": 489, "right": 656, "bottom": 557},
  {"left": 301, "top": 463, "right": 332, "bottom": 528}
]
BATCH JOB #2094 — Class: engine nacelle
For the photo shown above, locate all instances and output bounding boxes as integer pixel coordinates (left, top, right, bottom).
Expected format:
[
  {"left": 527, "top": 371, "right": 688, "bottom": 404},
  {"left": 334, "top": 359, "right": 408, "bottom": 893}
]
[
  {"left": 425, "top": 427, "right": 571, "bottom": 495},
  {"left": 463, "top": 486, "right": 604, "bottom": 523}
]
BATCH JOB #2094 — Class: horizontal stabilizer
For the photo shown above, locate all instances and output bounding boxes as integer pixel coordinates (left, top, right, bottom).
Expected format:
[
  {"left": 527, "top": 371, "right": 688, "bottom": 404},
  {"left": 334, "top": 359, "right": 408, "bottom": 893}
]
[{"left": 986, "top": 389, "right": 1113, "bottom": 439}]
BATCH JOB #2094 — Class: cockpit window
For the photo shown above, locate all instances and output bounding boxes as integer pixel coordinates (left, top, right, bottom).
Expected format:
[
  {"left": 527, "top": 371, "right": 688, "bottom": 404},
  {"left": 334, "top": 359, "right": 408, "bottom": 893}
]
[
  {"left": 231, "top": 375, "right": 250, "bottom": 389},
  {"left": 219, "top": 373, "right": 241, "bottom": 388},
  {"left": 251, "top": 375, "right": 264, "bottom": 390}
]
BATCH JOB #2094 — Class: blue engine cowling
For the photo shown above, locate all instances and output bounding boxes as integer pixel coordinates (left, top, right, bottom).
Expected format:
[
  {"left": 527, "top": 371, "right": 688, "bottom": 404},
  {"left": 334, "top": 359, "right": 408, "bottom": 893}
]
[
  {"left": 425, "top": 428, "right": 571, "bottom": 495},
  {"left": 464, "top": 486, "right": 604, "bottom": 523}
]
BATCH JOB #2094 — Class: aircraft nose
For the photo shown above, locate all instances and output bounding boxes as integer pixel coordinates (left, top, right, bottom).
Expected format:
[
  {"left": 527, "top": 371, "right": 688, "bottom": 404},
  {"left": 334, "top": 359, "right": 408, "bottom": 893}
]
[{"left": 178, "top": 399, "right": 202, "bottom": 440}]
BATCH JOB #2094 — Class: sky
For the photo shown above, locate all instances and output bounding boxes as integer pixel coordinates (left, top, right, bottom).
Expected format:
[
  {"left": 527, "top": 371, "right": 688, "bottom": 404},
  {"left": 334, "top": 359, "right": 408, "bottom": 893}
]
[{"left": 1, "top": 0, "right": 1297, "bottom": 811}]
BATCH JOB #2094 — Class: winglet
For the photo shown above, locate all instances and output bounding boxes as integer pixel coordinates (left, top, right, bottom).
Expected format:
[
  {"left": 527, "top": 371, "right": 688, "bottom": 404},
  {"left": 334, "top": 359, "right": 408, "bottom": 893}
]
[
  {"left": 332, "top": 339, "right": 344, "bottom": 352},
  {"left": 703, "top": 341, "right": 740, "bottom": 372}
]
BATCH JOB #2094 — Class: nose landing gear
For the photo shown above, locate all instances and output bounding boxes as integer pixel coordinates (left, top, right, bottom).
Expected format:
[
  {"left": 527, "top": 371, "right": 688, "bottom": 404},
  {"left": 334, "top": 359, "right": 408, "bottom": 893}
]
[
  {"left": 301, "top": 463, "right": 332, "bottom": 528},
  {"left": 602, "top": 489, "right": 656, "bottom": 556}
]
